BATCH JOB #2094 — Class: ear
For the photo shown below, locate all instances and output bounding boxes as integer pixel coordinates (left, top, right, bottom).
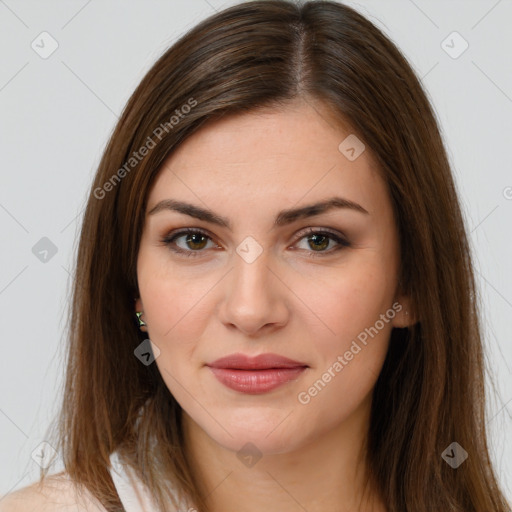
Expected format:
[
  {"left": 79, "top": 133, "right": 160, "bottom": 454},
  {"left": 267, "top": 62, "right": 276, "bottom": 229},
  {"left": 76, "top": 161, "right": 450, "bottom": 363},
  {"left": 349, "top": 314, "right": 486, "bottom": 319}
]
[{"left": 390, "top": 293, "right": 417, "bottom": 328}]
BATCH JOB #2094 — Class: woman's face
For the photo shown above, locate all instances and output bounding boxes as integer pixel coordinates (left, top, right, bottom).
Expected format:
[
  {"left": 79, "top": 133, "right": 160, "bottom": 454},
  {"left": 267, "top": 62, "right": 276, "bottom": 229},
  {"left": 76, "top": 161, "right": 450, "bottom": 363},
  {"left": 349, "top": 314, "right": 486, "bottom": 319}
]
[{"left": 136, "top": 98, "right": 411, "bottom": 455}]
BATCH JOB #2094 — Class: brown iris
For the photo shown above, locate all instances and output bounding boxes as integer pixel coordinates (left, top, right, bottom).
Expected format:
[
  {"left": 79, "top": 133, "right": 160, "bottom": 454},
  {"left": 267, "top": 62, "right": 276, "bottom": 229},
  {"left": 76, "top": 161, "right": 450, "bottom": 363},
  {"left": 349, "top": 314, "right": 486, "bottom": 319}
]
[
  {"left": 307, "top": 233, "right": 329, "bottom": 251},
  {"left": 185, "top": 233, "right": 208, "bottom": 250}
]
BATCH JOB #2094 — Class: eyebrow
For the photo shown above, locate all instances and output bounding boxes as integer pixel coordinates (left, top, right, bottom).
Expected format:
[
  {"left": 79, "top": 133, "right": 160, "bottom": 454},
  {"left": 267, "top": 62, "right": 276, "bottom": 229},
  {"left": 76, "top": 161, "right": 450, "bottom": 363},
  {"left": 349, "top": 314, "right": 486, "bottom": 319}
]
[{"left": 147, "top": 196, "right": 369, "bottom": 229}]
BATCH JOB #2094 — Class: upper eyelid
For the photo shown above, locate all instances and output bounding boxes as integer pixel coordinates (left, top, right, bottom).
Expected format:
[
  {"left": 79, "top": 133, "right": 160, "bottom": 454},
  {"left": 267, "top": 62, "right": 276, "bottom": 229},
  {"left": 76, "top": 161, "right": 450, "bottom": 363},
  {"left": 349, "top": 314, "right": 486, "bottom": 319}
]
[{"left": 165, "top": 226, "right": 346, "bottom": 238}]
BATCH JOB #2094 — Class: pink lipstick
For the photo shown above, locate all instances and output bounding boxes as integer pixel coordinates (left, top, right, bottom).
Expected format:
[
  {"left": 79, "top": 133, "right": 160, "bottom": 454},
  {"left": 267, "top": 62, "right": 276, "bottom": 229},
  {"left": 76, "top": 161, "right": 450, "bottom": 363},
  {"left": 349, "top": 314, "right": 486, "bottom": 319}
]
[{"left": 206, "top": 353, "right": 308, "bottom": 394}]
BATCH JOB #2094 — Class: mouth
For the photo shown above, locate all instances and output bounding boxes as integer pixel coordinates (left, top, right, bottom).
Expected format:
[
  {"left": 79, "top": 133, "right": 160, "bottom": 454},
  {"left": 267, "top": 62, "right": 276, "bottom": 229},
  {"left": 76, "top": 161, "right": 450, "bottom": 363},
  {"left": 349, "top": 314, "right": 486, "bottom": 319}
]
[{"left": 206, "top": 353, "right": 309, "bottom": 394}]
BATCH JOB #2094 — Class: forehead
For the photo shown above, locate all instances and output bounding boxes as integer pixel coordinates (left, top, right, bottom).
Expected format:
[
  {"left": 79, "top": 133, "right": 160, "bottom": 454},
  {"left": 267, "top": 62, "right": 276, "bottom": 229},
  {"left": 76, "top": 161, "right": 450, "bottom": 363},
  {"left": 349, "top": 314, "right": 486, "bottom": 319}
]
[{"left": 147, "top": 99, "right": 388, "bottom": 218}]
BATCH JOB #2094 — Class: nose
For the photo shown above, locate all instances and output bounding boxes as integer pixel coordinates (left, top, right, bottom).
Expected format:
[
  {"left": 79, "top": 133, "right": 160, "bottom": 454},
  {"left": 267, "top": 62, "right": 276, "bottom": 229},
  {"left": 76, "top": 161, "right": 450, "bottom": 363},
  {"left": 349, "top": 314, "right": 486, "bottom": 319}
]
[{"left": 217, "top": 248, "right": 290, "bottom": 337}]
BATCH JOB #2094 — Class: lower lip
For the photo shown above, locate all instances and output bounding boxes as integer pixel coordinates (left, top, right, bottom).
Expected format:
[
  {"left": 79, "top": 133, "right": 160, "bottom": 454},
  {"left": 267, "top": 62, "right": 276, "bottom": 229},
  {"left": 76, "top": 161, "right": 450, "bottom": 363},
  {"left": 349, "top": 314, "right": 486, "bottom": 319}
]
[{"left": 208, "top": 367, "right": 307, "bottom": 394}]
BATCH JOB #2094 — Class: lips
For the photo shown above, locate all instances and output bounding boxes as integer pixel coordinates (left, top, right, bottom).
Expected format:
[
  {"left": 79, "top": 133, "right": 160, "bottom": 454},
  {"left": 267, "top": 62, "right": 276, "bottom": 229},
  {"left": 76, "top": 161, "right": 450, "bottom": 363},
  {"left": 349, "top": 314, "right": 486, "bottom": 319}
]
[
  {"left": 206, "top": 353, "right": 308, "bottom": 394},
  {"left": 208, "top": 353, "right": 307, "bottom": 370}
]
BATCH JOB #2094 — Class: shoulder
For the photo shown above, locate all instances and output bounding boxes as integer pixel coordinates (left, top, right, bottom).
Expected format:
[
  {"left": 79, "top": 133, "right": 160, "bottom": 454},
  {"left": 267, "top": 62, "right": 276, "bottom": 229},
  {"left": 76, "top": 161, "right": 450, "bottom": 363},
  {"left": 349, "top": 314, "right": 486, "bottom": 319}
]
[{"left": 0, "top": 473, "right": 108, "bottom": 512}]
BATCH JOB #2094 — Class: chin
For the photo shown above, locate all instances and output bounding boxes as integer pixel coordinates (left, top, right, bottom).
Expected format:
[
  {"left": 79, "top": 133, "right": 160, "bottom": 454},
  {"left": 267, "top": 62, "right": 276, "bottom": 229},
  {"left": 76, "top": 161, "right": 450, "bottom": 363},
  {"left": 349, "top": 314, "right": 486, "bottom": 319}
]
[
  {"left": 195, "top": 407, "right": 316, "bottom": 456},
  {"left": 213, "top": 427, "right": 307, "bottom": 456}
]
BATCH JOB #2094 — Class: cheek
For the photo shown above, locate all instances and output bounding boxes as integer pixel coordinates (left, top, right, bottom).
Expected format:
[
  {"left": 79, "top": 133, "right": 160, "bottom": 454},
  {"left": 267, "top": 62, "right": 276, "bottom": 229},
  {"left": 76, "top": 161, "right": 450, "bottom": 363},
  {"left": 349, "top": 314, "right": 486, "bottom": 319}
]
[
  {"left": 294, "top": 263, "right": 396, "bottom": 411},
  {"left": 139, "top": 270, "right": 207, "bottom": 398},
  {"left": 295, "top": 273, "right": 395, "bottom": 426},
  {"left": 293, "top": 257, "right": 397, "bottom": 414},
  {"left": 136, "top": 250, "right": 211, "bottom": 360},
  {"left": 299, "top": 259, "right": 397, "bottom": 350}
]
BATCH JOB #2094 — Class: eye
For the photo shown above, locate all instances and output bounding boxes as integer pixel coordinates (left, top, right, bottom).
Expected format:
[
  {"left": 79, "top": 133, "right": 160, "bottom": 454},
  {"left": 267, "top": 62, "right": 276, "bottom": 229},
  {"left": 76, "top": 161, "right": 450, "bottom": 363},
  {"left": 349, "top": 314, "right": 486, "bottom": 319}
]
[
  {"left": 161, "top": 227, "right": 350, "bottom": 258},
  {"left": 293, "top": 227, "right": 350, "bottom": 257},
  {"left": 161, "top": 228, "right": 218, "bottom": 257}
]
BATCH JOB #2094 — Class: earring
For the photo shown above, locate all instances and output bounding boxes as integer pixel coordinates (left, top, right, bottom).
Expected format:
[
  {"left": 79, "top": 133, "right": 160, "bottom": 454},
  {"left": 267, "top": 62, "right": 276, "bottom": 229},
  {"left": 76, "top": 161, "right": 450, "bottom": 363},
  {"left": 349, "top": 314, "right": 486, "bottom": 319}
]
[{"left": 135, "top": 311, "right": 147, "bottom": 331}]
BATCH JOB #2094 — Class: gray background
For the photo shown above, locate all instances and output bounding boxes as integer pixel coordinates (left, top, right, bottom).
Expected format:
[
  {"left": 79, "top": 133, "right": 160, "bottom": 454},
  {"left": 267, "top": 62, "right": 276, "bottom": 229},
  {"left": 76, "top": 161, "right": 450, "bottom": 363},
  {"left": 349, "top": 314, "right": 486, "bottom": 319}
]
[{"left": 0, "top": 0, "right": 510, "bottom": 501}]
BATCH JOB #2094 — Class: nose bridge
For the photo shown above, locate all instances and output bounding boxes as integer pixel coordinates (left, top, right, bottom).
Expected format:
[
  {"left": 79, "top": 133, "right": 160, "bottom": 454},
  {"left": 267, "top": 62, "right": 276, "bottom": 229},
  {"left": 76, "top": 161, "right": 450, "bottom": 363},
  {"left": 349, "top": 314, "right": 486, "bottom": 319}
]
[{"left": 218, "top": 238, "right": 288, "bottom": 334}]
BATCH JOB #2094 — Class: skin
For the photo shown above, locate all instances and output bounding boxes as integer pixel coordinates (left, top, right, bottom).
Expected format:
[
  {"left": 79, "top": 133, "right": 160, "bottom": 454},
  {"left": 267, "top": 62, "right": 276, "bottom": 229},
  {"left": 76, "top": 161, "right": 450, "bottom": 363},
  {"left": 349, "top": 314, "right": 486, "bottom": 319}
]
[{"left": 135, "top": 96, "right": 413, "bottom": 512}]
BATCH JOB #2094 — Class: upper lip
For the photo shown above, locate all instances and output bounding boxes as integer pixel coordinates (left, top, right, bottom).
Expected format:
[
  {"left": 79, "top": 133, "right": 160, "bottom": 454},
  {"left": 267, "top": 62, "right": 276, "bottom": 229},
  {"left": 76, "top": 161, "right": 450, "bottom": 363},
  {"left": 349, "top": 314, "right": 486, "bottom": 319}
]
[{"left": 207, "top": 353, "right": 308, "bottom": 370}]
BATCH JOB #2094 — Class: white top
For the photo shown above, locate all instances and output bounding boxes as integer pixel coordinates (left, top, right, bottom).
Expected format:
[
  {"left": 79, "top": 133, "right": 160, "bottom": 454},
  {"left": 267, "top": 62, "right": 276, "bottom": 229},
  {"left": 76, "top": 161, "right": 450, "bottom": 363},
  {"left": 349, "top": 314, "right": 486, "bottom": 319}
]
[{"left": 108, "top": 451, "right": 190, "bottom": 512}]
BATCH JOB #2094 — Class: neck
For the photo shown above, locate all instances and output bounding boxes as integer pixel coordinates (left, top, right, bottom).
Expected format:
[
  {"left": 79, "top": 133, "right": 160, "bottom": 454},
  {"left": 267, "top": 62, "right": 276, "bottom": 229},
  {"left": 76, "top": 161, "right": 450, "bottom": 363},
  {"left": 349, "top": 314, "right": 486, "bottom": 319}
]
[{"left": 181, "top": 395, "right": 385, "bottom": 512}]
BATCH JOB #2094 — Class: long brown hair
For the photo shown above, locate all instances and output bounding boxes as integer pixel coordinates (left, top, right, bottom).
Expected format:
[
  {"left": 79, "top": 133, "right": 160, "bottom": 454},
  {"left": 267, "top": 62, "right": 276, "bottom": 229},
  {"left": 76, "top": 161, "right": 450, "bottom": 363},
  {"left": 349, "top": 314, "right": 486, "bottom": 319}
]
[{"left": 36, "top": 1, "right": 509, "bottom": 511}]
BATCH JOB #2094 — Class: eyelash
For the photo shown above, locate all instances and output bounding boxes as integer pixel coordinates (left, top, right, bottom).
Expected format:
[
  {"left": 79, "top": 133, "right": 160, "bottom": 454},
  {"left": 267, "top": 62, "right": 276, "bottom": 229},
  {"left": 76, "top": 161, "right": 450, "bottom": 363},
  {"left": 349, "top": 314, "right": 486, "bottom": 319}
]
[{"left": 160, "top": 227, "right": 350, "bottom": 259}]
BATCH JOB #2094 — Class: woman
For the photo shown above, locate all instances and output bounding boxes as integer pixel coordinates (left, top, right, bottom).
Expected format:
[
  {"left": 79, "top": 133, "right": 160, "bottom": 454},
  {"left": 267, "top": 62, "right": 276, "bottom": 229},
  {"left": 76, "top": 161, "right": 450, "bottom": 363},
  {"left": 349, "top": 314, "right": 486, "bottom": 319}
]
[{"left": 1, "top": 1, "right": 509, "bottom": 511}]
